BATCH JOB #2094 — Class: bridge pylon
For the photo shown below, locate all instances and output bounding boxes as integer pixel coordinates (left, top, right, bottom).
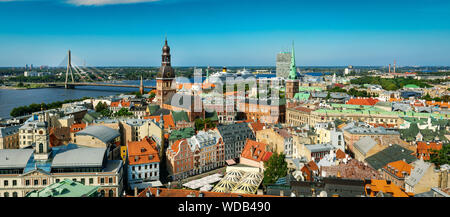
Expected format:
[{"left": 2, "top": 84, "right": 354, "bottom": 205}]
[{"left": 65, "top": 50, "right": 75, "bottom": 89}]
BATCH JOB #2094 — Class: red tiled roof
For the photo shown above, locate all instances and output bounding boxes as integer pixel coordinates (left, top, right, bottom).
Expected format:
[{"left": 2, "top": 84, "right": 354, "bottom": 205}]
[
  {"left": 294, "top": 106, "right": 313, "bottom": 113},
  {"left": 241, "top": 139, "right": 272, "bottom": 163},
  {"left": 110, "top": 100, "right": 131, "bottom": 108},
  {"left": 383, "top": 160, "right": 412, "bottom": 178},
  {"left": 110, "top": 101, "right": 120, "bottom": 107},
  {"left": 336, "top": 149, "right": 346, "bottom": 159},
  {"left": 144, "top": 114, "right": 175, "bottom": 129},
  {"left": 306, "top": 160, "right": 319, "bottom": 171},
  {"left": 346, "top": 98, "right": 379, "bottom": 106},
  {"left": 70, "top": 123, "right": 86, "bottom": 133},
  {"left": 416, "top": 141, "right": 443, "bottom": 160},
  {"left": 127, "top": 138, "right": 160, "bottom": 165},
  {"left": 365, "top": 180, "right": 412, "bottom": 197},
  {"left": 426, "top": 101, "right": 449, "bottom": 108},
  {"left": 249, "top": 121, "right": 265, "bottom": 132}
]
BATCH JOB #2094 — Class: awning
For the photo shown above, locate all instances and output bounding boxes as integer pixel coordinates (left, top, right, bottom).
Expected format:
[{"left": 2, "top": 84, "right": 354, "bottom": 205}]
[{"left": 226, "top": 159, "right": 236, "bottom": 165}]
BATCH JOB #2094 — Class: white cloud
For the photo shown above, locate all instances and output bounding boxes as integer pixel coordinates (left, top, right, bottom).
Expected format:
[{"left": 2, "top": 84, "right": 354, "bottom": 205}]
[{"left": 66, "top": 0, "right": 160, "bottom": 6}]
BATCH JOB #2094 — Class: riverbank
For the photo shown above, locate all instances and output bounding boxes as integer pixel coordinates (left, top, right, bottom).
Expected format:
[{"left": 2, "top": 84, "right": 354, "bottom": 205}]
[
  {"left": 0, "top": 86, "right": 27, "bottom": 90},
  {"left": 1, "top": 84, "right": 49, "bottom": 90}
]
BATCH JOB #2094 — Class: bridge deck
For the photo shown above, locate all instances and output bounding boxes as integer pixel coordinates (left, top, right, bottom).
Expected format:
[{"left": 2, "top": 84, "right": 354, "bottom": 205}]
[{"left": 25, "top": 82, "right": 155, "bottom": 89}]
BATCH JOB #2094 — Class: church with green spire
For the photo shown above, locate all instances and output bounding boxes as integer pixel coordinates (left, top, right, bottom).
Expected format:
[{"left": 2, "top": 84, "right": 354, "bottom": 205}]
[
  {"left": 288, "top": 42, "right": 298, "bottom": 80},
  {"left": 285, "top": 42, "right": 300, "bottom": 99}
]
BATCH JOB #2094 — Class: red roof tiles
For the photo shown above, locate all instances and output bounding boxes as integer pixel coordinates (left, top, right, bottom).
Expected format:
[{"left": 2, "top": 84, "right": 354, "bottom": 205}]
[
  {"left": 241, "top": 139, "right": 272, "bottom": 163},
  {"left": 127, "top": 138, "right": 160, "bottom": 165},
  {"left": 346, "top": 98, "right": 379, "bottom": 106}
]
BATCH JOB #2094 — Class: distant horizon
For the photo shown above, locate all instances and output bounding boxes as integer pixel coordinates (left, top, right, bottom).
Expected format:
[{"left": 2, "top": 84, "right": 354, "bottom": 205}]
[
  {"left": 1, "top": 0, "right": 449, "bottom": 66},
  {"left": 2, "top": 65, "right": 450, "bottom": 68}
]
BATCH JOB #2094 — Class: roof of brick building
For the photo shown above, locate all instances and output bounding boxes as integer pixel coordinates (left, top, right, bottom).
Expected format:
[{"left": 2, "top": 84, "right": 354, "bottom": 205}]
[
  {"left": 383, "top": 160, "right": 412, "bottom": 178},
  {"left": 127, "top": 138, "right": 159, "bottom": 165},
  {"left": 346, "top": 98, "right": 379, "bottom": 106},
  {"left": 241, "top": 139, "right": 272, "bottom": 162}
]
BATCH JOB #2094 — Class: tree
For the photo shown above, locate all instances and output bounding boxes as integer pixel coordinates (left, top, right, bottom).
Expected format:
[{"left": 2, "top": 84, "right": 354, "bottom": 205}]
[
  {"left": 149, "top": 92, "right": 156, "bottom": 99},
  {"left": 263, "top": 152, "right": 288, "bottom": 186},
  {"left": 194, "top": 118, "right": 216, "bottom": 131},
  {"left": 95, "top": 102, "right": 108, "bottom": 113},
  {"left": 116, "top": 108, "right": 133, "bottom": 117},
  {"left": 429, "top": 145, "right": 450, "bottom": 168}
]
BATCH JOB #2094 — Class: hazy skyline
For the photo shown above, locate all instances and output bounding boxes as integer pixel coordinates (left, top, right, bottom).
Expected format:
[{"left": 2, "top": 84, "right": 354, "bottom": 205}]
[{"left": 0, "top": 0, "right": 449, "bottom": 67}]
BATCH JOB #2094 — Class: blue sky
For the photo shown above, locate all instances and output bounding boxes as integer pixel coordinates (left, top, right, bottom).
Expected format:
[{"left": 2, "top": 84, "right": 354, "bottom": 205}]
[{"left": 0, "top": 0, "right": 449, "bottom": 67}]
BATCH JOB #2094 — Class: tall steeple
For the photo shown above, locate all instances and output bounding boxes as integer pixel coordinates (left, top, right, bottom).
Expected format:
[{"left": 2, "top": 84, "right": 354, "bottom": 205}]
[
  {"left": 288, "top": 41, "right": 298, "bottom": 80},
  {"left": 139, "top": 74, "right": 144, "bottom": 95}
]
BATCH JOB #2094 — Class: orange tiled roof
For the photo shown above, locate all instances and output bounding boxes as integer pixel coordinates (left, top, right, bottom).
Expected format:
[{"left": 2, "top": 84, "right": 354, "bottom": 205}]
[
  {"left": 383, "top": 160, "right": 412, "bottom": 178},
  {"left": 336, "top": 149, "right": 346, "bottom": 159},
  {"left": 121, "top": 101, "right": 131, "bottom": 107},
  {"left": 110, "top": 100, "right": 131, "bottom": 108},
  {"left": 365, "top": 179, "right": 411, "bottom": 197},
  {"left": 110, "top": 101, "right": 120, "bottom": 107},
  {"left": 250, "top": 121, "right": 266, "bottom": 132},
  {"left": 306, "top": 160, "right": 319, "bottom": 171},
  {"left": 144, "top": 114, "right": 175, "bottom": 129},
  {"left": 135, "top": 187, "right": 281, "bottom": 197},
  {"left": 417, "top": 141, "right": 443, "bottom": 160},
  {"left": 389, "top": 98, "right": 403, "bottom": 102},
  {"left": 70, "top": 123, "right": 86, "bottom": 133},
  {"left": 368, "top": 123, "right": 396, "bottom": 128},
  {"left": 346, "top": 98, "right": 379, "bottom": 106},
  {"left": 426, "top": 101, "right": 449, "bottom": 108},
  {"left": 127, "top": 138, "right": 160, "bottom": 165},
  {"left": 241, "top": 139, "right": 272, "bottom": 162}
]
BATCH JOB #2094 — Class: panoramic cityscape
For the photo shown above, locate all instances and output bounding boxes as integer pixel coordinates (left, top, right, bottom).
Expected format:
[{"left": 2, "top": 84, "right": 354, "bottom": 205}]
[{"left": 0, "top": 0, "right": 449, "bottom": 210}]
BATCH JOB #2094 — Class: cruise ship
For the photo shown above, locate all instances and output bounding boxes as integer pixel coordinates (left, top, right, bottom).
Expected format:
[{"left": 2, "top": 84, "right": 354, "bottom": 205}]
[{"left": 207, "top": 67, "right": 254, "bottom": 84}]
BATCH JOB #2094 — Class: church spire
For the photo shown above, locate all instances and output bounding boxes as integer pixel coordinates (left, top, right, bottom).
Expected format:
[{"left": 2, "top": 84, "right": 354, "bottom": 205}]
[{"left": 289, "top": 41, "right": 297, "bottom": 80}]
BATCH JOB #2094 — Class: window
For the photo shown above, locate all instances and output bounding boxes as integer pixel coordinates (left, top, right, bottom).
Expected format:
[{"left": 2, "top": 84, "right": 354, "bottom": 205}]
[
  {"left": 25, "top": 180, "right": 30, "bottom": 186},
  {"left": 12, "top": 180, "right": 17, "bottom": 186},
  {"left": 72, "top": 178, "right": 77, "bottom": 182},
  {"left": 12, "top": 192, "right": 18, "bottom": 197},
  {"left": 34, "top": 179, "right": 38, "bottom": 185},
  {"left": 100, "top": 190, "right": 105, "bottom": 197},
  {"left": 89, "top": 178, "right": 94, "bottom": 184},
  {"left": 55, "top": 179, "right": 60, "bottom": 183},
  {"left": 81, "top": 178, "right": 85, "bottom": 184},
  {"left": 108, "top": 177, "right": 113, "bottom": 184},
  {"left": 4, "top": 192, "right": 9, "bottom": 197},
  {"left": 4, "top": 180, "right": 8, "bottom": 186},
  {"left": 42, "top": 179, "right": 47, "bottom": 185},
  {"left": 100, "top": 178, "right": 105, "bottom": 184}
]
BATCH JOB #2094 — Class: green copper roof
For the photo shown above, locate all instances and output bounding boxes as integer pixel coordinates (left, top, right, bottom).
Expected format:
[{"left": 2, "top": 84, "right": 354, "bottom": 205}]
[
  {"left": 298, "top": 86, "right": 322, "bottom": 92},
  {"left": 82, "top": 112, "right": 101, "bottom": 123},
  {"left": 206, "top": 111, "right": 219, "bottom": 121},
  {"left": 172, "top": 110, "right": 189, "bottom": 123},
  {"left": 169, "top": 127, "right": 195, "bottom": 141},
  {"left": 148, "top": 104, "right": 160, "bottom": 115},
  {"left": 26, "top": 179, "right": 99, "bottom": 197},
  {"left": 294, "top": 92, "right": 310, "bottom": 101}
]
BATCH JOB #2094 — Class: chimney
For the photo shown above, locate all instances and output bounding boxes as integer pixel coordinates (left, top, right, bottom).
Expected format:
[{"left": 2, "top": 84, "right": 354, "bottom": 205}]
[{"left": 134, "top": 187, "right": 138, "bottom": 196}]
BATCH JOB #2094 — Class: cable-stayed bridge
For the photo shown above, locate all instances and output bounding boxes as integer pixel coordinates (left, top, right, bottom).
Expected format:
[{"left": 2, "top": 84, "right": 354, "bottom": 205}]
[{"left": 34, "top": 50, "right": 155, "bottom": 94}]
